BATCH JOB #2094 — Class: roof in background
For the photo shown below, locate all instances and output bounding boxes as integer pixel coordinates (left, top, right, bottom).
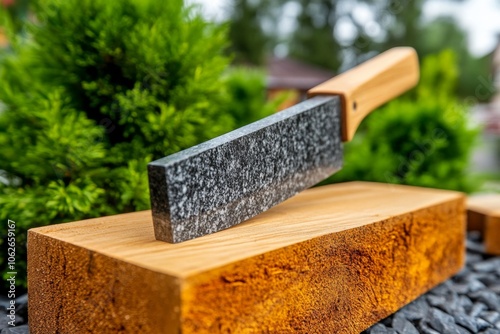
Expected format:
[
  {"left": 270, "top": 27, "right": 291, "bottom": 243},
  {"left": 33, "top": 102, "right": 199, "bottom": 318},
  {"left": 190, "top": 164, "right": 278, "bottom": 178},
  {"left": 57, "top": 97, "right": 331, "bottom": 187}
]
[{"left": 266, "top": 57, "right": 334, "bottom": 90}]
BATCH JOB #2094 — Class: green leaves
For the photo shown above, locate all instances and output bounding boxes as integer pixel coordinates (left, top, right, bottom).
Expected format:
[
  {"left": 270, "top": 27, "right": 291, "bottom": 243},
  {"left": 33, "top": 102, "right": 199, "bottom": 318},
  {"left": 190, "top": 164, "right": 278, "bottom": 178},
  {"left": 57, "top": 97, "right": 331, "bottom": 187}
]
[
  {"left": 113, "top": 157, "right": 151, "bottom": 212},
  {"left": 0, "top": 89, "right": 106, "bottom": 182},
  {"left": 223, "top": 67, "right": 284, "bottom": 128},
  {"left": 46, "top": 180, "right": 105, "bottom": 218},
  {"left": 0, "top": 0, "right": 282, "bottom": 291},
  {"left": 0, "top": 0, "right": 247, "bottom": 291}
]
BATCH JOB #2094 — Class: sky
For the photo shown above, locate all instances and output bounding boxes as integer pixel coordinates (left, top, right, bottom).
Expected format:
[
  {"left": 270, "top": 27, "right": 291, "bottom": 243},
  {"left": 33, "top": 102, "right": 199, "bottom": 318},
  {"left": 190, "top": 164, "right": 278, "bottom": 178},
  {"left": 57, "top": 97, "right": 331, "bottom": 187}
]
[{"left": 190, "top": 0, "right": 500, "bottom": 57}]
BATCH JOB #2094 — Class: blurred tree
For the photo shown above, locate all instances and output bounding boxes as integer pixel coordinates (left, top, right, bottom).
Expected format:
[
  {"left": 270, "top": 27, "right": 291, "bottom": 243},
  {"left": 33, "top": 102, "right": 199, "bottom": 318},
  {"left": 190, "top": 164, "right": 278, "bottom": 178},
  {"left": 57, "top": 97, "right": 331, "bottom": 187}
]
[
  {"left": 226, "top": 0, "right": 427, "bottom": 71},
  {"left": 284, "top": 0, "right": 427, "bottom": 70},
  {"left": 289, "top": 0, "right": 341, "bottom": 70},
  {"left": 460, "top": 53, "right": 495, "bottom": 102},
  {"left": 227, "top": 0, "right": 271, "bottom": 65},
  {"left": 226, "top": 0, "right": 493, "bottom": 99},
  {"left": 380, "top": 0, "right": 424, "bottom": 52},
  {"left": 339, "top": 0, "right": 425, "bottom": 64},
  {"left": 417, "top": 17, "right": 467, "bottom": 56},
  {"left": 0, "top": 0, "right": 30, "bottom": 36},
  {"left": 416, "top": 17, "right": 494, "bottom": 101}
]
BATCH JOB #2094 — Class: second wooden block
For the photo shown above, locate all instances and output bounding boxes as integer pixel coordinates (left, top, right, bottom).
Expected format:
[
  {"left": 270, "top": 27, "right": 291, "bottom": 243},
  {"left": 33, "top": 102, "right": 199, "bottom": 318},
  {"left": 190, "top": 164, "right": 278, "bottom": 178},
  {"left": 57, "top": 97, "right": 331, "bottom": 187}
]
[{"left": 467, "top": 194, "right": 500, "bottom": 254}]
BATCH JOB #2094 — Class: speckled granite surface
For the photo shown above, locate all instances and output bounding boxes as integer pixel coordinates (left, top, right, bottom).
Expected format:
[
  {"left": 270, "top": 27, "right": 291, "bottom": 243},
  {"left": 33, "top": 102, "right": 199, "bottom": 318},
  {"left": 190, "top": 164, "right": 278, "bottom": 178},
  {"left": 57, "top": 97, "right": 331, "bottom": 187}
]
[{"left": 148, "top": 96, "right": 343, "bottom": 243}]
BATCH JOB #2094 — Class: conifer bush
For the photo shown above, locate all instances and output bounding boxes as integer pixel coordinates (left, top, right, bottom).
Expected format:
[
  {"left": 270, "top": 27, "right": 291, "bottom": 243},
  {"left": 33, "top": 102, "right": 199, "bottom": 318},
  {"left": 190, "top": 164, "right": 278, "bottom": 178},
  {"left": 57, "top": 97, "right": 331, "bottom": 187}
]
[
  {"left": 224, "top": 67, "right": 286, "bottom": 128},
  {"left": 0, "top": 0, "right": 276, "bottom": 291}
]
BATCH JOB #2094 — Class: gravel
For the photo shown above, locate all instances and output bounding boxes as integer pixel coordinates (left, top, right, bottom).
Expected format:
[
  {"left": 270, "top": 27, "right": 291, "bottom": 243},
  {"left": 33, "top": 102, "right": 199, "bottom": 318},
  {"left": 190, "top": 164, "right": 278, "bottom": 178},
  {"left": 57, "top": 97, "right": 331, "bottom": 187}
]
[
  {"left": 0, "top": 294, "right": 28, "bottom": 334},
  {"left": 1, "top": 232, "right": 498, "bottom": 333},
  {"left": 364, "top": 231, "right": 500, "bottom": 334}
]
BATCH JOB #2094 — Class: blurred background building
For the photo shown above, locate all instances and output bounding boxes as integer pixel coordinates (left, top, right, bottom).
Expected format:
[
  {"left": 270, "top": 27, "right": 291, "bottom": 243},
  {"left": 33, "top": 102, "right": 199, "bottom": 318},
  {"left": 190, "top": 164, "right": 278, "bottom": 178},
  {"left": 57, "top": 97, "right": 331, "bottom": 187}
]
[{"left": 266, "top": 56, "right": 333, "bottom": 109}]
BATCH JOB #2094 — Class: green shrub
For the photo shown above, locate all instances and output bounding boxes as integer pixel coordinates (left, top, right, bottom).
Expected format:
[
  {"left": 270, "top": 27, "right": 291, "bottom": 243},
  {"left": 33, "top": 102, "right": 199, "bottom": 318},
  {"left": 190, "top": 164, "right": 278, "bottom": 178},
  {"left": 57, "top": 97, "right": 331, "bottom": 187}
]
[
  {"left": 0, "top": 0, "right": 277, "bottom": 291},
  {"left": 323, "top": 50, "right": 479, "bottom": 192},
  {"left": 223, "top": 67, "right": 286, "bottom": 128}
]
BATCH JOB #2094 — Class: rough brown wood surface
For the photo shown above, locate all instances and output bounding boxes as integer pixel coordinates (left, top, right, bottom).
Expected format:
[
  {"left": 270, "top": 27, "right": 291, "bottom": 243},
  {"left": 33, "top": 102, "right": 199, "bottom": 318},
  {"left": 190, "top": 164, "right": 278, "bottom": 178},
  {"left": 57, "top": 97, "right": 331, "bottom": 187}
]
[
  {"left": 28, "top": 182, "right": 465, "bottom": 334},
  {"left": 467, "top": 195, "right": 500, "bottom": 255}
]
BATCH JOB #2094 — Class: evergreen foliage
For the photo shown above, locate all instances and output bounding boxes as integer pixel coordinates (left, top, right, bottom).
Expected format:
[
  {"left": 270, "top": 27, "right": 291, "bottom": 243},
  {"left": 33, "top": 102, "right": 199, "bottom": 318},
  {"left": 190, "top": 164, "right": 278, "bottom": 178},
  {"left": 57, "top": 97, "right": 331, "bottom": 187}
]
[
  {"left": 289, "top": 0, "right": 341, "bottom": 70},
  {"left": 0, "top": 0, "right": 277, "bottom": 291},
  {"left": 227, "top": 0, "right": 270, "bottom": 65},
  {"left": 224, "top": 68, "right": 285, "bottom": 128}
]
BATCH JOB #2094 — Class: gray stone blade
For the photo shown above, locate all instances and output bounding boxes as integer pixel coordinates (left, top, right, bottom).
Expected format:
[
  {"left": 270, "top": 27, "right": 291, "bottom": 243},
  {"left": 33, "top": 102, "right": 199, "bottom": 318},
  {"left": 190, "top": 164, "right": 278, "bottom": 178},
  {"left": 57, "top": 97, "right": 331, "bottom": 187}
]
[{"left": 148, "top": 96, "right": 343, "bottom": 243}]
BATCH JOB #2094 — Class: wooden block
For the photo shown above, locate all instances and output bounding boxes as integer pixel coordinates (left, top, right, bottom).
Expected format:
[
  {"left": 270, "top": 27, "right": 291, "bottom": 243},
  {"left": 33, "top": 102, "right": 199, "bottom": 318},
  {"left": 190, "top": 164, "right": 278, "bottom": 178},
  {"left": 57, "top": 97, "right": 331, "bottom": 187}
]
[
  {"left": 467, "top": 195, "right": 500, "bottom": 254},
  {"left": 28, "top": 182, "right": 465, "bottom": 334}
]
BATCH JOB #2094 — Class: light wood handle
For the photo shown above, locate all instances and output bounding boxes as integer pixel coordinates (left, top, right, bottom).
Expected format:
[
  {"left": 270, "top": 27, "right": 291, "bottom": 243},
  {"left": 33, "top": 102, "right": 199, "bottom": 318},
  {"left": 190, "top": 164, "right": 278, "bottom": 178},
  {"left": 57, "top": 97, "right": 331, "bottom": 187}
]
[{"left": 308, "top": 47, "right": 419, "bottom": 142}]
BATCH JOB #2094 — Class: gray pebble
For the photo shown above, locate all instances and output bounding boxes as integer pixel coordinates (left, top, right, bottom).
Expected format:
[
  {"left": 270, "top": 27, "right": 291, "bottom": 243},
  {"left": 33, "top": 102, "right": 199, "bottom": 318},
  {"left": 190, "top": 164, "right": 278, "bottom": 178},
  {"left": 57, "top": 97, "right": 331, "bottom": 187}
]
[
  {"left": 455, "top": 267, "right": 472, "bottom": 281},
  {"left": 468, "top": 253, "right": 485, "bottom": 265},
  {"left": 477, "top": 317, "right": 494, "bottom": 331},
  {"left": 471, "top": 303, "right": 489, "bottom": 317},
  {"left": 368, "top": 323, "right": 393, "bottom": 334},
  {"left": 483, "top": 328, "right": 500, "bottom": 334},
  {"left": 456, "top": 325, "right": 473, "bottom": 334},
  {"left": 428, "top": 308, "right": 460, "bottom": 333},
  {"left": 427, "top": 295, "right": 446, "bottom": 308},
  {"left": 454, "top": 313, "right": 478, "bottom": 333},
  {"left": 453, "top": 283, "right": 472, "bottom": 294},
  {"left": 398, "top": 298, "right": 429, "bottom": 321},
  {"left": 0, "top": 318, "right": 9, "bottom": 329},
  {"left": 478, "top": 276, "right": 499, "bottom": 287},
  {"left": 467, "top": 239, "right": 486, "bottom": 253},
  {"left": 481, "top": 311, "right": 500, "bottom": 324},
  {"left": 392, "top": 316, "right": 419, "bottom": 334},
  {"left": 470, "top": 290, "right": 500, "bottom": 310},
  {"left": 14, "top": 296, "right": 27, "bottom": 307},
  {"left": 473, "top": 259, "right": 500, "bottom": 273},
  {"left": 0, "top": 325, "right": 30, "bottom": 334},
  {"left": 0, "top": 297, "right": 9, "bottom": 312},
  {"left": 469, "top": 279, "right": 487, "bottom": 292},
  {"left": 459, "top": 295, "right": 474, "bottom": 313},
  {"left": 472, "top": 272, "right": 497, "bottom": 280},
  {"left": 418, "top": 320, "right": 442, "bottom": 334},
  {"left": 380, "top": 316, "right": 393, "bottom": 327},
  {"left": 430, "top": 282, "right": 452, "bottom": 296}
]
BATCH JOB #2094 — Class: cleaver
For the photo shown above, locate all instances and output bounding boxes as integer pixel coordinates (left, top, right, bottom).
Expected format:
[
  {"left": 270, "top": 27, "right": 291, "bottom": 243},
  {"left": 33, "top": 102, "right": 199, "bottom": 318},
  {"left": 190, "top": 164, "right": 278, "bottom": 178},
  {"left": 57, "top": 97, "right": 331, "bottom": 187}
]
[{"left": 148, "top": 47, "right": 419, "bottom": 243}]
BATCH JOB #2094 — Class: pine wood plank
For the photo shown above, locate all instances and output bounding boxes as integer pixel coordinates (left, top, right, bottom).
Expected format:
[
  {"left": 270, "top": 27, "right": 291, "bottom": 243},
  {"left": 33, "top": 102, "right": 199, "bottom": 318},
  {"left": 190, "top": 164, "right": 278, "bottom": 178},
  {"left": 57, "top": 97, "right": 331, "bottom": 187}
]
[
  {"left": 467, "top": 194, "right": 500, "bottom": 254},
  {"left": 28, "top": 182, "right": 465, "bottom": 334}
]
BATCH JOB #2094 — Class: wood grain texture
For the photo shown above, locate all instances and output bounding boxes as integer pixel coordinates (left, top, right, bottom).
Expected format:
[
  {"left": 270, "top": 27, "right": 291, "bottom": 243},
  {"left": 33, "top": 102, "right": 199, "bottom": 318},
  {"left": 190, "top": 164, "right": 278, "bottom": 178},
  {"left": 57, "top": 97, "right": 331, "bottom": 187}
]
[
  {"left": 467, "top": 195, "right": 500, "bottom": 254},
  {"left": 28, "top": 182, "right": 465, "bottom": 334},
  {"left": 308, "top": 47, "right": 419, "bottom": 141}
]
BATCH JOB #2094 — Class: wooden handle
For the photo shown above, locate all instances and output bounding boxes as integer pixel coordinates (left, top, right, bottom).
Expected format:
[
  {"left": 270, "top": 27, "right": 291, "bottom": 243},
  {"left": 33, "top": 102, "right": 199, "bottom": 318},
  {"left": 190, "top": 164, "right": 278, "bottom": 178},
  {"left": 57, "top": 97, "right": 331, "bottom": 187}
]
[{"left": 308, "top": 47, "right": 419, "bottom": 142}]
